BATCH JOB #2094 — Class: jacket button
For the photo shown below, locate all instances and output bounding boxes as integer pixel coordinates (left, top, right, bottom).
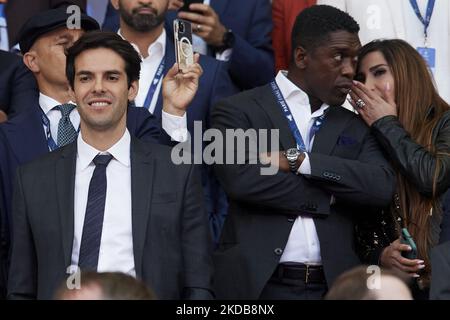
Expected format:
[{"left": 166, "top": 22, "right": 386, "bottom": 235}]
[
  {"left": 336, "top": 175, "right": 341, "bottom": 181},
  {"left": 274, "top": 248, "right": 283, "bottom": 255}
]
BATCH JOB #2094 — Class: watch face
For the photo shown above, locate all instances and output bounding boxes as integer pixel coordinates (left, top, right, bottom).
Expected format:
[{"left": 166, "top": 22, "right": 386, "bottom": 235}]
[{"left": 286, "top": 148, "right": 300, "bottom": 157}]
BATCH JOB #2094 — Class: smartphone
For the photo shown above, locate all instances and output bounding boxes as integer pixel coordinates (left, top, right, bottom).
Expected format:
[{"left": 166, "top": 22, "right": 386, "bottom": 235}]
[
  {"left": 174, "top": 19, "right": 194, "bottom": 73},
  {"left": 179, "top": 0, "right": 204, "bottom": 12},
  {"left": 400, "top": 228, "right": 418, "bottom": 260}
]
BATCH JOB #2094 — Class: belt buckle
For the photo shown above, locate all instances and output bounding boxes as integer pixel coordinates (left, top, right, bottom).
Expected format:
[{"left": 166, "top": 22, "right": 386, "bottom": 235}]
[{"left": 305, "top": 264, "right": 310, "bottom": 284}]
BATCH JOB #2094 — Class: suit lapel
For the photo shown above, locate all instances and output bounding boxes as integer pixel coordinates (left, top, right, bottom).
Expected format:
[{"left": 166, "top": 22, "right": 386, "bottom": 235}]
[
  {"left": 153, "top": 34, "right": 176, "bottom": 118},
  {"left": 311, "top": 106, "right": 351, "bottom": 155},
  {"left": 254, "top": 85, "right": 296, "bottom": 151},
  {"left": 55, "top": 142, "right": 77, "bottom": 267},
  {"left": 3, "top": 106, "right": 48, "bottom": 164},
  {"left": 130, "top": 137, "right": 154, "bottom": 278}
]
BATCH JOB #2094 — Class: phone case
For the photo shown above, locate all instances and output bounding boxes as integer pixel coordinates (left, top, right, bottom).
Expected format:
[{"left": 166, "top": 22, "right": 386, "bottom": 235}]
[
  {"left": 174, "top": 19, "right": 194, "bottom": 73},
  {"left": 400, "top": 228, "right": 418, "bottom": 260}
]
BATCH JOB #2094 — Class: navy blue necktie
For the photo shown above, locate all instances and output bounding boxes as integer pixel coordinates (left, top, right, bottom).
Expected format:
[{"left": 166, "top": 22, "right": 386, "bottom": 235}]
[{"left": 78, "top": 154, "right": 114, "bottom": 271}]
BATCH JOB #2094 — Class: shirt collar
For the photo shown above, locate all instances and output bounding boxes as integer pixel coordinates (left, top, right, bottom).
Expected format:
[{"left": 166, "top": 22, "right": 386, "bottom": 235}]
[
  {"left": 117, "top": 28, "right": 166, "bottom": 59},
  {"left": 39, "top": 93, "right": 76, "bottom": 115},
  {"left": 275, "top": 70, "right": 330, "bottom": 117},
  {"left": 77, "top": 129, "right": 131, "bottom": 170}
]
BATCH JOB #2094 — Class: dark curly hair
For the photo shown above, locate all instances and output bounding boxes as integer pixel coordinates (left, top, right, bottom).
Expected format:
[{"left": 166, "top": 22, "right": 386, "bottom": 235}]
[{"left": 291, "top": 5, "right": 360, "bottom": 58}]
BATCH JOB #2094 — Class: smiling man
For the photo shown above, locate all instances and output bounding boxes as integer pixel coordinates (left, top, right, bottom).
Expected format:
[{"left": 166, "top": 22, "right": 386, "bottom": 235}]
[
  {"left": 211, "top": 5, "right": 396, "bottom": 299},
  {"left": 7, "top": 31, "right": 213, "bottom": 300}
]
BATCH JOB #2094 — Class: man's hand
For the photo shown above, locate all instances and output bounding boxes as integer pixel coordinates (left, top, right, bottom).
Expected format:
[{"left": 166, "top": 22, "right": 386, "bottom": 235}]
[
  {"left": 162, "top": 53, "right": 203, "bottom": 116},
  {"left": 177, "top": 4, "right": 227, "bottom": 47},
  {"left": 169, "top": 0, "right": 184, "bottom": 10},
  {"left": 259, "top": 151, "right": 305, "bottom": 173}
]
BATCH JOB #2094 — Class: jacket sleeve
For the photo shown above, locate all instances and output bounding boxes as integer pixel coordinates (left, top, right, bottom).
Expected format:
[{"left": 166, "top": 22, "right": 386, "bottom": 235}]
[
  {"left": 212, "top": 99, "right": 331, "bottom": 216},
  {"left": 7, "top": 168, "right": 37, "bottom": 300},
  {"left": 371, "top": 114, "right": 450, "bottom": 197},
  {"left": 307, "top": 127, "right": 396, "bottom": 207}
]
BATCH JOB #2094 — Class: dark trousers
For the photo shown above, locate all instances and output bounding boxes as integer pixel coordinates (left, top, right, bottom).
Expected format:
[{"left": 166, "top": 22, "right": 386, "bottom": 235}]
[{"left": 259, "top": 274, "right": 328, "bottom": 300}]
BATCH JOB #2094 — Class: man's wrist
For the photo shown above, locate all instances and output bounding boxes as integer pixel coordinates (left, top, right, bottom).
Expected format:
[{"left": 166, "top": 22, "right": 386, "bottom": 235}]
[{"left": 162, "top": 104, "right": 186, "bottom": 117}]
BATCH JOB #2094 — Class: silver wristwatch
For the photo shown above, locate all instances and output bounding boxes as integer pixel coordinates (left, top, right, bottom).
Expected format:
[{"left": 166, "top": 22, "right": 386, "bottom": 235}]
[{"left": 284, "top": 148, "right": 302, "bottom": 173}]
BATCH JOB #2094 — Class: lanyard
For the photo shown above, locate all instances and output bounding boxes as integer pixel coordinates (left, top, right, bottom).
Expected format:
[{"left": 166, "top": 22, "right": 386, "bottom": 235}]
[
  {"left": 270, "top": 80, "right": 326, "bottom": 152},
  {"left": 409, "top": 0, "right": 435, "bottom": 45},
  {"left": 41, "top": 109, "right": 80, "bottom": 151},
  {"left": 142, "top": 56, "right": 165, "bottom": 110},
  {"left": 0, "top": 4, "right": 5, "bottom": 19}
]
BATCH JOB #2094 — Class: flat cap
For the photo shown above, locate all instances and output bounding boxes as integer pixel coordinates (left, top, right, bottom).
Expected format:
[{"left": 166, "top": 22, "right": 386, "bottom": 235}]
[{"left": 17, "top": 6, "right": 100, "bottom": 54}]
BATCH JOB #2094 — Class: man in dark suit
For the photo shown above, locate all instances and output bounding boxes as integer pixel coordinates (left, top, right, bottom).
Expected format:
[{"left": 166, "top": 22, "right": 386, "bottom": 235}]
[
  {"left": 4, "top": 0, "right": 86, "bottom": 48},
  {"left": 7, "top": 31, "right": 212, "bottom": 300},
  {"left": 111, "top": 0, "right": 237, "bottom": 244},
  {"left": 212, "top": 5, "right": 396, "bottom": 299},
  {"left": 0, "top": 50, "right": 38, "bottom": 121},
  {"left": 0, "top": 7, "right": 195, "bottom": 298}
]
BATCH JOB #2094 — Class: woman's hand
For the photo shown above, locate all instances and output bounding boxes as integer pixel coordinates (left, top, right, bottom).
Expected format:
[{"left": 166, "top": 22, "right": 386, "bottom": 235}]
[
  {"left": 380, "top": 239, "right": 425, "bottom": 277},
  {"left": 349, "top": 81, "right": 397, "bottom": 126}
]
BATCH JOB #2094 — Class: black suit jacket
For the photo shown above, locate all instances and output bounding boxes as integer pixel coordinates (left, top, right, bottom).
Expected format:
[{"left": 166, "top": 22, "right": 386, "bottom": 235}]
[
  {"left": 7, "top": 137, "right": 213, "bottom": 300},
  {"left": 430, "top": 241, "right": 450, "bottom": 299},
  {"left": 5, "top": 0, "right": 86, "bottom": 47},
  {"left": 0, "top": 50, "right": 38, "bottom": 117},
  {"left": 211, "top": 84, "right": 396, "bottom": 299}
]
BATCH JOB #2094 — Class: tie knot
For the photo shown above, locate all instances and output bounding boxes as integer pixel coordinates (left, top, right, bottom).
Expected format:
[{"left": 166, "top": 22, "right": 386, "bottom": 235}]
[
  {"left": 93, "top": 154, "right": 113, "bottom": 166},
  {"left": 57, "top": 103, "right": 76, "bottom": 117}
]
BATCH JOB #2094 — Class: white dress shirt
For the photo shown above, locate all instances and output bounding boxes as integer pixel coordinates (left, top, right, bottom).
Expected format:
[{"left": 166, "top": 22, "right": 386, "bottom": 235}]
[
  {"left": 118, "top": 29, "right": 188, "bottom": 142},
  {"left": 275, "top": 71, "right": 330, "bottom": 265},
  {"left": 39, "top": 93, "right": 79, "bottom": 146},
  {"left": 71, "top": 129, "right": 135, "bottom": 276}
]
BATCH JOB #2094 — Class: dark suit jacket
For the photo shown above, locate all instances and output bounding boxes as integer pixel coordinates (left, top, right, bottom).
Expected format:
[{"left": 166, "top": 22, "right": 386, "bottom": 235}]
[
  {"left": 211, "top": 85, "right": 396, "bottom": 299},
  {"left": 0, "top": 104, "right": 166, "bottom": 298},
  {"left": 0, "top": 50, "right": 38, "bottom": 118},
  {"left": 430, "top": 241, "right": 450, "bottom": 299},
  {"left": 5, "top": 0, "right": 86, "bottom": 47},
  {"left": 166, "top": 0, "right": 275, "bottom": 90},
  {"left": 7, "top": 137, "right": 213, "bottom": 300},
  {"left": 439, "top": 190, "right": 450, "bottom": 244}
]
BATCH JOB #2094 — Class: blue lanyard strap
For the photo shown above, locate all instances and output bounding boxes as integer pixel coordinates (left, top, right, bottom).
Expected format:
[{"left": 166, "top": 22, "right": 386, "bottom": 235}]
[
  {"left": 40, "top": 108, "right": 80, "bottom": 151},
  {"left": 142, "top": 56, "right": 166, "bottom": 110},
  {"left": 0, "top": 4, "right": 5, "bottom": 19},
  {"left": 270, "top": 80, "right": 326, "bottom": 152},
  {"left": 41, "top": 110, "right": 58, "bottom": 151},
  {"left": 409, "top": 0, "right": 435, "bottom": 39}
]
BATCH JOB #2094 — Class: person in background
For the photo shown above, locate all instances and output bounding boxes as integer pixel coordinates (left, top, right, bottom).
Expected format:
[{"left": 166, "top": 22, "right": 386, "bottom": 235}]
[
  {"left": 55, "top": 271, "right": 156, "bottom": 300},
  {"left": 353, "top": 39, "right": 450, "bottom": 300},
  {"left": 325, "top": 265, "right": 412, "bottom": 300},
  {"left": 271, "top": 0, "right": 316, "bottom": 72}
]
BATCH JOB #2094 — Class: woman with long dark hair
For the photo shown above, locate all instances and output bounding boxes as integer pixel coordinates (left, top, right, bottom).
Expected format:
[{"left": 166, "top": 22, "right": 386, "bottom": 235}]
[{"left": 350, "top": 39, "right": 450, "bottom": 299}]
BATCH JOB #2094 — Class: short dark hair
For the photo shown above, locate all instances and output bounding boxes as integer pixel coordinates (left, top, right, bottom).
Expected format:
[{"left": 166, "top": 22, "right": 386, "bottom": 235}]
[
  {"left": 66, "top": 31, "right": 141, "bottom": 88},
  {"left": 291, "top": 5, "right": 360, "bottom": 57}
]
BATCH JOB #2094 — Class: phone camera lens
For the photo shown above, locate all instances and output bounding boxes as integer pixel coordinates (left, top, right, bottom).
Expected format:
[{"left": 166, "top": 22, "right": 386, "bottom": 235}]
[{"left": 179, "top": 21, "right": 185, "bottom": 33}]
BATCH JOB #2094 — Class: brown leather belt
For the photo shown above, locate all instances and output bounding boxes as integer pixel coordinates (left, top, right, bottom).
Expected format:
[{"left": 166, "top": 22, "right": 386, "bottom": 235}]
[{"left": 273, "top": 263, "right": 326, "bottom": 284}]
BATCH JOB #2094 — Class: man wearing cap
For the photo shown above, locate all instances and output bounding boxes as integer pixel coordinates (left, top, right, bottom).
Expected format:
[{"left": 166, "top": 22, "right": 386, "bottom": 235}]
[{"left": 0, "top": 6, "right": 202, "bottom": 298}]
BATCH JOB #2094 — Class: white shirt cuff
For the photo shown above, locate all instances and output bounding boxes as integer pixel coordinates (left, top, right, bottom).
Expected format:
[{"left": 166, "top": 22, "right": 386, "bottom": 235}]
[
  {"left": 161, "top": 110, "right": 188, "bottom": 142},
  {"left": 215, "top": 48, "right": 233, "bottom": 61},
  {"left": 297, "top": 152, "right": 311, "bottom": 175}
]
